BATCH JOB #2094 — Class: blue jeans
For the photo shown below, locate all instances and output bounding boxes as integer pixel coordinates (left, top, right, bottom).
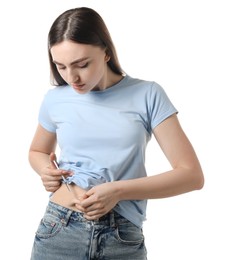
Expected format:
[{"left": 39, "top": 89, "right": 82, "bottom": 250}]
[{"left": 30, "top": 201, "right": 147, "bottom": 260}]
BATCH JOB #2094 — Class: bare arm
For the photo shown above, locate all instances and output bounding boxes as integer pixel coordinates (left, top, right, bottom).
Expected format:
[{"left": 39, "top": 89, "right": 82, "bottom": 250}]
[
  {"left": 29, "top": 124, "right": 57, "bottom": 173},
  {"left": 114, "top": 114, "right": 204, "bottom": 200},
  {"left": 29, "top": 124, "right": 71, "bottom": 192},
  {"left": 77, "top": 114, "right": 204, "bottom": 219}
]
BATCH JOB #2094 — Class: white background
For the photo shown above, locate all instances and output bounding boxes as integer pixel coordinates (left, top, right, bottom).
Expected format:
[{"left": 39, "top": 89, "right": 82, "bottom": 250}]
[{"left": 0, "top": 0, "right": 225, "bottom": 259}]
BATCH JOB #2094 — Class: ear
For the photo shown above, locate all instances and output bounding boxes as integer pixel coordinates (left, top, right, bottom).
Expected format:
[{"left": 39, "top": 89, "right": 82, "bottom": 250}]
[{"left": 105, "top": 52, "right": 110, "bottom": 62}]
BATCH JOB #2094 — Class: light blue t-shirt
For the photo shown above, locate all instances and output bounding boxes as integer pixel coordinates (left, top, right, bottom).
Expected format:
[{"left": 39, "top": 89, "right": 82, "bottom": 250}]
[{"left": 38, "top": 75, "right": 177, "bottom": 227}]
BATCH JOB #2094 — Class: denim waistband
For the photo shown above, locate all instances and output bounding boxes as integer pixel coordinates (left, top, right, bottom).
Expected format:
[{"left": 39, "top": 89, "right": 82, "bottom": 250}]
[{"left": 47, "top": 201, "right": 127, "bottom": 228}]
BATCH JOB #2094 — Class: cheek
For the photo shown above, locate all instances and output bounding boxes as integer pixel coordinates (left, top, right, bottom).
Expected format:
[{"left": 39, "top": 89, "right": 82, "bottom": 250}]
[
  {"left": 56, "top": 69, "right": 67, "bottom": 81},
  {"left": 84, "top": 63, "right": 105, "bottom": 82}
]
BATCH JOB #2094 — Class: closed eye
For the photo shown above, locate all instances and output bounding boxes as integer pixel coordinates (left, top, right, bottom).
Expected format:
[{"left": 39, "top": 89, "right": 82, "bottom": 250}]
[
  {"left": 57, "top": 66, "right": 66, "bottom": 70},
  {"left": 78, "top": 62, "right": 89, "bottom": 68}
]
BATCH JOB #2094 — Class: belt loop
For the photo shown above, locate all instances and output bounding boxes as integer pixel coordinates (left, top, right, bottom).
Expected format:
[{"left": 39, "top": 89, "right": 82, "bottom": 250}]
[
  {"left": 61, "top": 209, "right": 73, "bottom": 226},
  {"left": 110, "top": 211, "right": 116, "bottom": 228}
]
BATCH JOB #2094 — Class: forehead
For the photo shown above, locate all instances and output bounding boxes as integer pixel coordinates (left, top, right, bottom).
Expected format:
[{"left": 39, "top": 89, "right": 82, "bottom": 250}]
[{"left": 50, "top": 40, "right": 104, "bottom": 62}]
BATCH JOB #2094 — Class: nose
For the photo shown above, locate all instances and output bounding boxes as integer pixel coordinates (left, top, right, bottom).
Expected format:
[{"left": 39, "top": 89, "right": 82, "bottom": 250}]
[{"left": 67, "top": 69, "right": 79, "bottom": 84}]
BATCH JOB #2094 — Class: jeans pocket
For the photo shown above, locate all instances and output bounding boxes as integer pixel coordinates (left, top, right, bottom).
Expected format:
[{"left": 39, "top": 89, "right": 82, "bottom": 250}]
[
  {"left": 115, "top": 221, "right": 144, "bottom": 245},
  {"left": 35, "top": 212, "right": 62, "bottom": 239}
]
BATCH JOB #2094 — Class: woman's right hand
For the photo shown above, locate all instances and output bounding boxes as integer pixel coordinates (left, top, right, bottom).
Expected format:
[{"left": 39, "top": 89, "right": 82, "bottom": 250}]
[{"left": 40, "top": 152, "right": 72, "bottom": 193}]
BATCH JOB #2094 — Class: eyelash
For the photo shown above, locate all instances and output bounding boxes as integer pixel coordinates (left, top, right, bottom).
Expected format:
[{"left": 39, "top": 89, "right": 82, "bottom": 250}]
[
  {"left": 58, "top": 66, "right": 66, "bottom": 70},
  {"left": 57, "top": 63, "right": 88, "bottom": 70},
  {"left": 79, "top": 63, "right": 88, "bottom": 68}
]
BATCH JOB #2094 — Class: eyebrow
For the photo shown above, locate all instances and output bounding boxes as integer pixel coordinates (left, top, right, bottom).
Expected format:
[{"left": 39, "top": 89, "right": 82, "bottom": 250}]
[{"left": 52, "top": 57, "right": 89, "bottom": 66}]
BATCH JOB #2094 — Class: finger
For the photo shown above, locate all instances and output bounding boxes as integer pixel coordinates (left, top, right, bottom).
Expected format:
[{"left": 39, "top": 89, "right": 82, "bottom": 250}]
[
  {"left": 44, "top": 180, "right": 61, "bottom": 191},
  {"left": 79, "top": 194, "right": 96, "bottom": 208},
  {"left": 45, "top": 185, "right": 60, "bottom": 192},
  {"left": 48, "top": 153, "right": 73, "bottom": 177},
  {"left": 46, "top": 166, "right": 72, "bottom": 178},
  {"left": 81, "top": 200, "right": 105, "bottom": 213},
  {"left": 84, "top": 209, "right": 106, "bottom": 220},
  {"left": 73, "top": 197, "right": 86, "bottom": 212},
  {"left": 85, "top": 188, "right": 94, "bottom": 197},
  {"left": 61, "top": 170, "right": 74, "bottom": 177},
  {"left": 75, "top": 204, "right": 85, "bottom": 212},
  {"left": 43, "top": 179, "right": 61, "bottom": 190},
  {"left": 84, "top": 214, "right": 100, "bottom": 221},
  {"left": 41, "top": 171, "right": 63, "bottom": 182},
  {"left": 45, "top": 179, "right": 62, "bottom": 186},
  {"left": 49, "top": 152, "right": 57, "bottom": 163}
]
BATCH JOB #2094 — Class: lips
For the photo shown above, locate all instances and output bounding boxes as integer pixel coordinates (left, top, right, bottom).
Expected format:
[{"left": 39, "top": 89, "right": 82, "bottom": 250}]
[{"left": 71, "top": 83, "right": 85, "bottom": 90}]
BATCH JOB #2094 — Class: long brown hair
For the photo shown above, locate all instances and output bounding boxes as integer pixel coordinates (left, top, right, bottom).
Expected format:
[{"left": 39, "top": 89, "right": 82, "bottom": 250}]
[{"left": 48, "top": 7, "right": 123, "bottom": 86}]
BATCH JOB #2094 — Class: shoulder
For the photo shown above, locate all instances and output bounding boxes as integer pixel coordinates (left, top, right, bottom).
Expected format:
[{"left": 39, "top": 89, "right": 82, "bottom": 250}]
[
  {"left": 45, "top": 84, "right": 71, "bottom": 96},
  {"left": 42, "top": 85, "right": 72, "bottom": 102},
  {"left": 125, "top": 75, "right": 165, "bottom": 95}
]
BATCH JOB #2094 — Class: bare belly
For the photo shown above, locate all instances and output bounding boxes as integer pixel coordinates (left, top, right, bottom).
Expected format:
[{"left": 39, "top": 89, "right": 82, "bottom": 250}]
[{"left": 50, "top": 183, "right": 87, "bottom": 212}]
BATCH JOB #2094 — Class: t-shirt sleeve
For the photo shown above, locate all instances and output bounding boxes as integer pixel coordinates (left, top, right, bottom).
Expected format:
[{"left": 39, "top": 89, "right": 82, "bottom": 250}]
[
  {"left": 147, "top": 82, "right": 178, "bottom": 132},
  {"left": 38, "top": 92, "right": 57, "bottom": 133}
]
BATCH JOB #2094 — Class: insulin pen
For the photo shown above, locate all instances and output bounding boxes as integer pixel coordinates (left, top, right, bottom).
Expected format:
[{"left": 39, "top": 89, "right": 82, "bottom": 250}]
[{"left": 52, "top": 160, "right": 71, "bottom": 192}]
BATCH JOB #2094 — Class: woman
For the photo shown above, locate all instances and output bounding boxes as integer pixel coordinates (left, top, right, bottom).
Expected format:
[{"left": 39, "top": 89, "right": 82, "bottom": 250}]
[{"left": 29, "top": 7, "right": 204, "bottom": 260}]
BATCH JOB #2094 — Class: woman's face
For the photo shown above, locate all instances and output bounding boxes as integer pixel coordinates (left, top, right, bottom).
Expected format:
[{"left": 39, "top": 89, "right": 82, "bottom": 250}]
[{"left": 50, "top": 40, "right": 110, "bottom": 93}]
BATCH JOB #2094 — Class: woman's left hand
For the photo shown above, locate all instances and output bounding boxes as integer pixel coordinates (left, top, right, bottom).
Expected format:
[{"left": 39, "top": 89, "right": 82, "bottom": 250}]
[{"left": 74, "top": 182, "right": 119, "bottom": 220}]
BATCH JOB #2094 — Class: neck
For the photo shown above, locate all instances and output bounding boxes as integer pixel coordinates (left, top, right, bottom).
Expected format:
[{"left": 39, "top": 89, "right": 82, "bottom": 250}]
[{"left": 94, "top": 67, "right": 123, "bottom": 91}]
